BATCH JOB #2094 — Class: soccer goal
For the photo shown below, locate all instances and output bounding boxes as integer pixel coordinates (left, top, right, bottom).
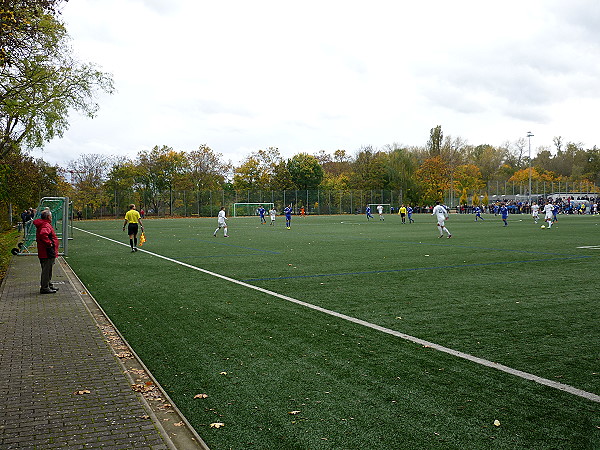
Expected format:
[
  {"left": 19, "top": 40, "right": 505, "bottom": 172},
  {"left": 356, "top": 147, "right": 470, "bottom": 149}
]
[
  {"left": 13, "top": 197, "right": 70, "bottom": 256},
  {"left": 368, "top": 204, "right": 392, "bottom": 214},
  {"left": 232, "top": 203, "right": 275, "bottom": 217}
]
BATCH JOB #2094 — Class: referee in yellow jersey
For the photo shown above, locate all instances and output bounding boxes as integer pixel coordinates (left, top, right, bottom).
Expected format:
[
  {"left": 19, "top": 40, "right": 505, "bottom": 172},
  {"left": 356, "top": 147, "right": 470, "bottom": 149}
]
[
  {"left": 399, "top": 204, "right": 407, "bottom": 224},
  {"left": 123, "top": 204, "right": 144, "bottom": 252}
]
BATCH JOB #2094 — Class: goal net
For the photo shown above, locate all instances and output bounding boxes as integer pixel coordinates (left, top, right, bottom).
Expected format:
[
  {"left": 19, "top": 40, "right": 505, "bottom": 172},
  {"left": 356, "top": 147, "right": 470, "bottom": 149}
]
[
  {"left": 232, "top": 203, "right": 275, "bottom": 217},
  {"left": 368, "top": 204, "right": 392, "bottom": 214},
  {"left": 14, "top": 197, "right": 70, "bottom": 256}
]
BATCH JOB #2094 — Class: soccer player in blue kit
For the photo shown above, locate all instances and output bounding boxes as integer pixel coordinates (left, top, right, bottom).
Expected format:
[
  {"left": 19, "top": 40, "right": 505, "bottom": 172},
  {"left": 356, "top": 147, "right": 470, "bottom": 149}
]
[
  {"left": 258, "top": 205, "right": 266, "bottom": 224},
  {"left": 284, "top": 204, "right": 292, "bottom": 229},
  {"left": 552, "top": 202, "right": 559, "bottom": 222},
  {"left": 407, "top": 205, "right": 414, "bottom": 223},
  {"left": 500, "top": 203, "right": 508, "bottom": 226},
  {"left": 365, "top": 205, "right": 374, "bottom": 220},
  {"left": 474, "top": 206, "right": 484, "bottom": 221}
]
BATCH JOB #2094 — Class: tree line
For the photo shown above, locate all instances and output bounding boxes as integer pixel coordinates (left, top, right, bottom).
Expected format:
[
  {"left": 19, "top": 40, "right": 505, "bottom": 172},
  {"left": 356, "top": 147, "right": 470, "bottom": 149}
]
[
  {"left": 0, "top": 0, "right": 113, "bottom": 226},
  {"left": 3, "top": 126, "right": 600, "bottom": 222},
  {"left": 1, "top": 4, "right": 599, "bottom": 225}
]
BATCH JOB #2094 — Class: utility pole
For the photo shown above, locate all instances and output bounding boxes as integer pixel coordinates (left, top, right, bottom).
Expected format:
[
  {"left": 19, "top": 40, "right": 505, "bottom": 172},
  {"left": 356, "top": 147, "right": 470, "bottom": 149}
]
[{"left": 527, "top": 132, "right": 534, "bottom": 203}]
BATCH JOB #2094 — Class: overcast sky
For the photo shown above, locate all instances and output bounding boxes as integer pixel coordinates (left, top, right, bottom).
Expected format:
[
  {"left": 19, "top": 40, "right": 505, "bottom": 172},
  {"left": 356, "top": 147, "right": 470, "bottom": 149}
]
[{"left": 32, "top": 0, "right": 600, "bottom": 167}]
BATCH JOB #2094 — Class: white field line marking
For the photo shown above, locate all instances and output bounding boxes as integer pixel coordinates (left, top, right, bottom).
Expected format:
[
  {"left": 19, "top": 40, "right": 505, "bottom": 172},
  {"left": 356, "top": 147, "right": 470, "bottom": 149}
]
[
  {"left": 75, "top": 227, "right": 600, "bottom": 404},
  {"left": 577, "top": 245, "right": 600, "bottom": 249}
]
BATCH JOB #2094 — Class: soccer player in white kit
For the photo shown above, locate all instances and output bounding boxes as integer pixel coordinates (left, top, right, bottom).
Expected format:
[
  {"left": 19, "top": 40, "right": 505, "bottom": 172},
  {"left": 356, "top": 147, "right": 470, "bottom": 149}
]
[
  {"left": 213, "top": 206, "right": 228, "bottom": 237},
  {"left": 542, "top": 201, "right": 554, "bottom": 228},
  {"left": 269, "top": 207, "right": 277, "bottom": 226},
  {"left": 377, "top": 204, "right": 384, "bottom": 221},
  {"left": 531, "top": 202, "right": 540, "bottom": 223},
  {"left": 432, "top": 201, "right": 452, "bottom": 238}
]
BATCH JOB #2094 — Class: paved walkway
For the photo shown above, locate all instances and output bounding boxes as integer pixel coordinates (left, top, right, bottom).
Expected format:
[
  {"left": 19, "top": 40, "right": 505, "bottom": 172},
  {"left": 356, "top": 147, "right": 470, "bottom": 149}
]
[{"left": 0, "top": 255, "right": 207, "bottom": 449}]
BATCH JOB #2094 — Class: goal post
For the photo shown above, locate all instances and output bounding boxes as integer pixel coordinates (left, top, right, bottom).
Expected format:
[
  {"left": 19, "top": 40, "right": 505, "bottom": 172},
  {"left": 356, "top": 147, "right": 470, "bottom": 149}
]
[
  {"left": 232, "top": 202, "right": 275, "bottom": 217},
  {"left": 14, "top": 196, "right": 70, "bottom": 256},
  {"left": 368, "top": 203, "right": 392, "bottom": 214}
]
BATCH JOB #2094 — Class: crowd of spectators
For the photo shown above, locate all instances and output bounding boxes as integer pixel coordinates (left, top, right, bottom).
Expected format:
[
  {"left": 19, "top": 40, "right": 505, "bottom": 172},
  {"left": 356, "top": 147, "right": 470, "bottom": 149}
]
[
  {"left": 457, "top": 196, "right": 599, "bottom": 215},
  {"left": 353, "top": 198, "right": 600, "bottom": 216},
  {"left": 20, "top": 207, "right": 37, "bottom": 232}
]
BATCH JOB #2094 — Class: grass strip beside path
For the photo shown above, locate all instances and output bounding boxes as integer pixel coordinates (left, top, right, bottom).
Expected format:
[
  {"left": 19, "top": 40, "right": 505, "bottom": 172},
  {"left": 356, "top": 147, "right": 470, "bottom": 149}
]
[{"left": 0, "top": 229, "right": 19, "bottom": 283}]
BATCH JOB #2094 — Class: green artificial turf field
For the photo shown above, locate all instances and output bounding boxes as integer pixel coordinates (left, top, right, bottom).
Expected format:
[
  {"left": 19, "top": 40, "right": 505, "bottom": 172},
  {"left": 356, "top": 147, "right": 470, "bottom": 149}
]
[{"left": 66, "top": 212, "right": 600, "bottom": 449}]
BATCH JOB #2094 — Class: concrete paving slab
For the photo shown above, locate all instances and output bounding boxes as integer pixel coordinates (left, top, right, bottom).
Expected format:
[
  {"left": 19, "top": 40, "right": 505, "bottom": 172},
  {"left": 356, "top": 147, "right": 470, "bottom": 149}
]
[{"left": 0, "top": 255, "right": 208, "bottom": 449}]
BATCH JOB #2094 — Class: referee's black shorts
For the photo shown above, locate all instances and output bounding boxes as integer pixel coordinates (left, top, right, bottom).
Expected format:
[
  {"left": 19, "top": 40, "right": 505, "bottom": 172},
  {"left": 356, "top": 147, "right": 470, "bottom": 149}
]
[{"left": 127, "top": 223, "right": 139, "bottom": 235}]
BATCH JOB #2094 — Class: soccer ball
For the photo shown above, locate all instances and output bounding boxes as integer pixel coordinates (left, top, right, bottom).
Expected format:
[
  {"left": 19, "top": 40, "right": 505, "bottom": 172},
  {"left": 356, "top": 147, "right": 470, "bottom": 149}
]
[{"left": 541, "top": 225, "right": 546, "bottom": 229}]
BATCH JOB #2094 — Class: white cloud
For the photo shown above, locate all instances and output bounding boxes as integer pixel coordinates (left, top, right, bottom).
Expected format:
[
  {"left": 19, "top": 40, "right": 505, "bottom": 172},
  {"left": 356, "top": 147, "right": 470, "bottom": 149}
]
[{"left": 31, "top": 0, "right": 600, "bottom": 167}]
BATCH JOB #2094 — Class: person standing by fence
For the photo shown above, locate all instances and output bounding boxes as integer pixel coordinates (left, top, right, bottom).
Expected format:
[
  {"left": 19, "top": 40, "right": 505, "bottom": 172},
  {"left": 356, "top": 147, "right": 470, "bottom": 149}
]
[{"left": 34, "top": 209, "right": 60, "bottom": 294}]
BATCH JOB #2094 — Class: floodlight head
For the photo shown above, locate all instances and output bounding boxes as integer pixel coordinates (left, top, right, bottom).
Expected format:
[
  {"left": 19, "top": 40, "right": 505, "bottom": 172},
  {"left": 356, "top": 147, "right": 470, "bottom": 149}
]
[{"left": 527, "top": 132, "right": 534, "bottom": 137}]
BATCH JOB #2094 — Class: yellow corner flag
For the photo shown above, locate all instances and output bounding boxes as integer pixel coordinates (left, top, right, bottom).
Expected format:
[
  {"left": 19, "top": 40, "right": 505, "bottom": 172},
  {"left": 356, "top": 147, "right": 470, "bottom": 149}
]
[{"left": 139, "top": 232, "right": 146, "bottom": 246}]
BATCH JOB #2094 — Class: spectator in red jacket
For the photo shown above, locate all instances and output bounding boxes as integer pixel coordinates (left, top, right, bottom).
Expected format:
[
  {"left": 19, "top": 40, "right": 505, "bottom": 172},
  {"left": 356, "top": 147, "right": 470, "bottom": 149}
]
[{"left": 33, "top": 209, "right": 60, "bottom": 294}]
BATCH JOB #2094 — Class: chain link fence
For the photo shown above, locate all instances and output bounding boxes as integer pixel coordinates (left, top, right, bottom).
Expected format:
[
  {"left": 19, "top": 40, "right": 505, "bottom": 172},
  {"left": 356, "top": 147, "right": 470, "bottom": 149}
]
[
  {"left": 75, "top": 179, "right": 599, "bottom": 219},
  {"left": 83, "top": 189, "right": 405, "bottom": 219}
]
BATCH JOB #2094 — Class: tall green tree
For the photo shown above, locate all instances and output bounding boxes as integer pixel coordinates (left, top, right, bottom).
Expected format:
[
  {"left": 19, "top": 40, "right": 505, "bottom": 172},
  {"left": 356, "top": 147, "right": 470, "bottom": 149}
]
[
  {"left": 233, "top": 156, "right": 262, "bottom": 190},
  {"left": 104, "top": 158, "right": 139, "bottom": 213},
  {"left": 556, "top": 142, "right": 588, "bottom": 179},
  {"left": 0, "top": 152, "right": 63, "bottom": 225},
  {"left": 271, "top": 160, "right": 295, "bottom": 190},
  {"left": 427, "top": 125, "right": 443, "bottom": 157},
  {"left": 532, "top": 148, "right": 560, "bottom": 175},
  {"left": 383, "top": 146, "right": 420, "bottom": 202},
  {"left": 0, "top": 6, "right": 114, "bottom": 157},
  {"left": 135, "top": 146, "right": 186, "bottom": 215},
  {"left": 0, "top": 0, "right": 66, "bottom": 67},
  {"left": 287, "top": 153, "right": 323, "bottom": 190},
  {"left": 233, "top": 147, "right": 284, "bottom": 190},
  {"left": 552, "top": 136, "right": 564, "bottom": 154},
  {"left": 321, "top": 149, "right": 351, "bottom": 179},
  {"left": 68, "top": 153, "right": 110, "bottom": 213},
  {"left": 583, "top": 147, "right": 600, "bottom": 184},
  {"left": 504, "top": 138, "right": 528, "bottom": 170},
  {"left": 184, "top": 144, "right": 230, "bottom": 191},
  {"left": 463, "top": 144, "right": 505, "bottom": 184},
  {"left": 349, "top": 146, "right": 387, "bottom": 190}
]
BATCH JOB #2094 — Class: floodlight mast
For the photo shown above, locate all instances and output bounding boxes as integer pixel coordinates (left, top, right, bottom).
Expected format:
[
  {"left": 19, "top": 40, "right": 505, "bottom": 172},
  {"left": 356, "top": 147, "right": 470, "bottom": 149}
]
[{"left": 527, "top": 132, "right": 534, "bottom": 204}]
